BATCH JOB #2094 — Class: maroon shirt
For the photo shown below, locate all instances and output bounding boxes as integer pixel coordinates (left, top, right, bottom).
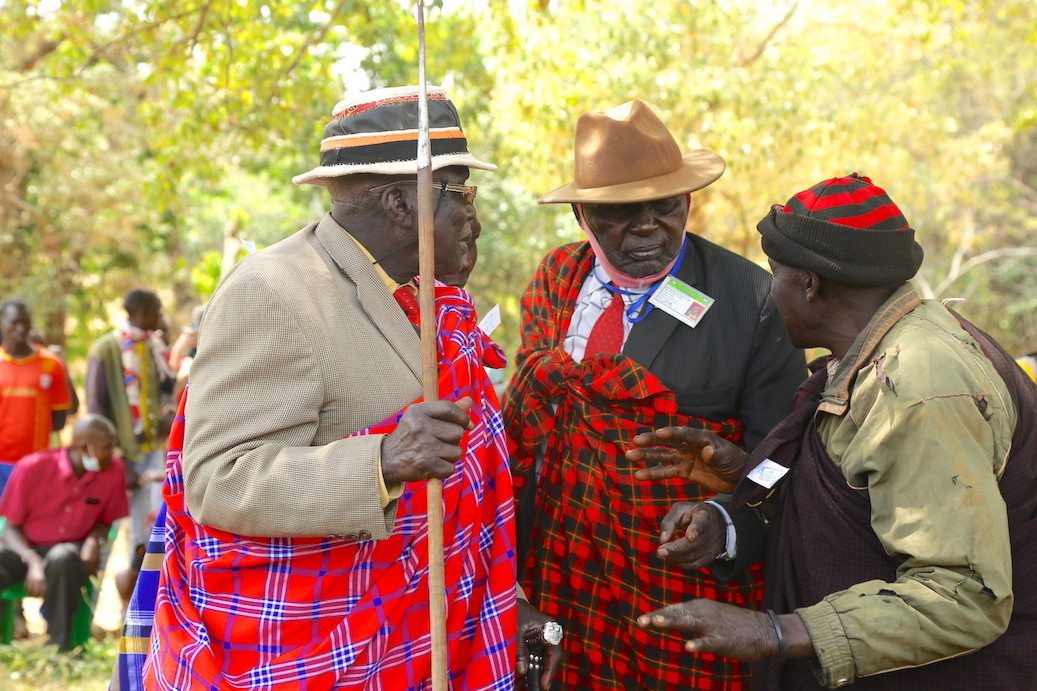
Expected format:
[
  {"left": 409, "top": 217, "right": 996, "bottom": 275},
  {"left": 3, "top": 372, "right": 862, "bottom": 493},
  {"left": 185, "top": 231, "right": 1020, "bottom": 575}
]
[{"left": 0, "top": 446, "right": 129, "bottom": 546}]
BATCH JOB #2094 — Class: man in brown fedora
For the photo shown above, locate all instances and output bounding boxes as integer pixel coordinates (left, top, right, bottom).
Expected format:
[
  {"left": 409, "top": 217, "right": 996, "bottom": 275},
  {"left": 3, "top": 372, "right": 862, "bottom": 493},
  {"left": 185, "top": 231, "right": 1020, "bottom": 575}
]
[
  {"left": 502, "top": 99, "right": 805, "bottom": 689},
  {"left": 112, "top": 85, "right": 560, "bottom": 690}
]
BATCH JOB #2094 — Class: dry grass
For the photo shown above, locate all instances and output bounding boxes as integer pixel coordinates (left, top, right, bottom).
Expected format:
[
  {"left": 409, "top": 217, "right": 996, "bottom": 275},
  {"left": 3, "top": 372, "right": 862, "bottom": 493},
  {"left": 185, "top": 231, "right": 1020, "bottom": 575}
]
[{"left": 0, "top": 632, "right": 117, "bottom": 690}]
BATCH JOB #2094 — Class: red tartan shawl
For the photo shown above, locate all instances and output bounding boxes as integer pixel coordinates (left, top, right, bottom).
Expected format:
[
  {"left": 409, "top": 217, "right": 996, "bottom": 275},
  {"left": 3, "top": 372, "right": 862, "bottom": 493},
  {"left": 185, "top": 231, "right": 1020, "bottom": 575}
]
[
  {"left": 503, "top": 243, "right": 761, "bottom": 691},
  {"left": 146, "top": 286, "right": 516, "bottom": 690}
]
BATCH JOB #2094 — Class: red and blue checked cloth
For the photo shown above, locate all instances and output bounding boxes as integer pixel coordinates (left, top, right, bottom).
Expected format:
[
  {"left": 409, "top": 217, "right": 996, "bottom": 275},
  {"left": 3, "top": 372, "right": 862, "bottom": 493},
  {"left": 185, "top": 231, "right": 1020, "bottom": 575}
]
[
  {"left": 144, "top": 285, "right": 517, "bottom": 690},
  {"left": 504, "top": 244, "right": 763, "bottom": 690}
]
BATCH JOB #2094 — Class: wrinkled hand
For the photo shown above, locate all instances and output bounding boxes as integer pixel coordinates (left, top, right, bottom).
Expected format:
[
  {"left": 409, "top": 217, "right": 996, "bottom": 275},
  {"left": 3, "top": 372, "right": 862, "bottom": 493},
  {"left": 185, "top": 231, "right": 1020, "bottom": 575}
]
[
  {"left": 638, "top": 598, "right": 777, "bottom": 662},
  {"left": 655, "top": 501, "right": 726, "bottom": 572},
  {"left": 380, "top": 397, "right": 474, "bottom": 486},
  {"left": 80, "top": 538, "right": 101, "bottom": 575},
  {"left": 516, "top": 599, "right": 563, "bottom": 690},
  {"left": 628, "top": 427, "right": 748, "bottom": 493},
  {"left": 24, "top": 559, "right": 46, "bottom": 597}
]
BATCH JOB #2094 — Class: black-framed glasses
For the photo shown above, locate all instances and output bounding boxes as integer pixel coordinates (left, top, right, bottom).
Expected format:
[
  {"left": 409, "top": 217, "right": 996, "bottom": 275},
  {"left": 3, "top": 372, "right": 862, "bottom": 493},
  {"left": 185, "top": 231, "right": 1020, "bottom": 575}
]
[{"left": 369, "top": 180, "right": 478, "bottom": 205}]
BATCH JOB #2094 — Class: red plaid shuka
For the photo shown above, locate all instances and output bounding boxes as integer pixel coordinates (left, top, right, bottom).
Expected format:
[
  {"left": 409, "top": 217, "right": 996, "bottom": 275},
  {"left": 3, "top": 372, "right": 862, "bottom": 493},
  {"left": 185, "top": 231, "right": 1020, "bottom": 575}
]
[
  {"left": 503, "top": 243, "right": 763, "bottom": 690},
  {"left": 145, "top": 286, "right": 516, "bottom": 690}
]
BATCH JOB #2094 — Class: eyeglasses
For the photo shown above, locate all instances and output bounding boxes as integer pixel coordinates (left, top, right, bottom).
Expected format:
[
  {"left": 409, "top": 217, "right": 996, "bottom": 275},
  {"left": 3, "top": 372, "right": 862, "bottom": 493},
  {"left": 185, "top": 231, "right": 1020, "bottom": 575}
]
[{"left": 369, "top": 180, "right": 478, "bottom": 205}]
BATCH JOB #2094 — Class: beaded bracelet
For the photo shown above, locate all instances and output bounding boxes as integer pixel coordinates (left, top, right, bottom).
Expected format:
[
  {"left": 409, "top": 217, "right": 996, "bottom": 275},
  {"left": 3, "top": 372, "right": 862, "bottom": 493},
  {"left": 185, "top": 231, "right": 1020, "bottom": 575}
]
[{"left": 767, "top": 609, "right": 786, "bottom": 664}]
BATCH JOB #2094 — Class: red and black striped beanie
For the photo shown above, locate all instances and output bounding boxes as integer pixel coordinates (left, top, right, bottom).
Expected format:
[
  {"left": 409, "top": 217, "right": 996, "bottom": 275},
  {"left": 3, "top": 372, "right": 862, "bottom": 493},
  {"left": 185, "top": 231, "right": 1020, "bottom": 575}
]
[{"left": 757, "top": 173, "right": 924, "bottom": 285}]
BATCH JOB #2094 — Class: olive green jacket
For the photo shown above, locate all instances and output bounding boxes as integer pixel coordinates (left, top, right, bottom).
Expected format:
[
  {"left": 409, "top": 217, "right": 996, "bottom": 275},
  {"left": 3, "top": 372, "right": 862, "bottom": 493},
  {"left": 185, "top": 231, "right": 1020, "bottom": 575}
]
[{"left": 798, "top": 284, "right": 1016, "bottom": 687}]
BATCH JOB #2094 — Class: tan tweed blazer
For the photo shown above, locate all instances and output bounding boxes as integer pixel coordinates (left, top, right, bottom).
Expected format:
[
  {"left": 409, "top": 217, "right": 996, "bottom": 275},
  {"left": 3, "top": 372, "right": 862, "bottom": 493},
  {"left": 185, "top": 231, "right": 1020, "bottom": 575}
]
[{"left": 183, "top": 213, "right": 423, "bottom": 539}]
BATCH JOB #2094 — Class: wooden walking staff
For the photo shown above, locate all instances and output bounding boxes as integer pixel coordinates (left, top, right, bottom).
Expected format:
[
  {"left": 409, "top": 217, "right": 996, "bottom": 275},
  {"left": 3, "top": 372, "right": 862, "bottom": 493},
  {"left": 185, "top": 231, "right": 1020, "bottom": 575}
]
[{"left": 414, "top": 2, "right": 449, "bottom": 690}]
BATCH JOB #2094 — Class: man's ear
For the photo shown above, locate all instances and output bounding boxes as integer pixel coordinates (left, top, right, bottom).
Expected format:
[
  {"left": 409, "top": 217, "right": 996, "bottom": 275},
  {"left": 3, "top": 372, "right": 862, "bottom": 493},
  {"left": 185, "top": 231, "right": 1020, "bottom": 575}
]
[
  {"left": 802, "top": 270, "right": 821, "bottom": 302},
  {"left": 380, "top": 184, "right": 415, "bottom": 229}
]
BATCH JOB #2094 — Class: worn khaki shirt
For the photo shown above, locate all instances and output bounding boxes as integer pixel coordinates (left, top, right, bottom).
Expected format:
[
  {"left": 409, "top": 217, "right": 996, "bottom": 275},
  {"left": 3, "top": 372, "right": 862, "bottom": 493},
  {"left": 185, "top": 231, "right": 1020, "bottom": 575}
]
[{"left": 796, "top": 285, "right": 1016, "bottom": 687}]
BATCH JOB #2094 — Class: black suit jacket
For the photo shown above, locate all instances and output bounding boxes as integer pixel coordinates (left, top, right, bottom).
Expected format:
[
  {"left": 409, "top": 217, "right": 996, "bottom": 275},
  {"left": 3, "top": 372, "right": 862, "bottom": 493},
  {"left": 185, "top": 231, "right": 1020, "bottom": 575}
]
[{"left": 622, "top": 233, "right": 805, "bottom": 450}]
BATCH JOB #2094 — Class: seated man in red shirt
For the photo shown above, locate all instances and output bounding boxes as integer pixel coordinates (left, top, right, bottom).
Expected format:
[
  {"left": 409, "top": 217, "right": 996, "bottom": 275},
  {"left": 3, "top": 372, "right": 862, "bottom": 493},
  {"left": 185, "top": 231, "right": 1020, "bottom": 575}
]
[{"left": 0, "top": 414, "right": 129, "bottom": 650}]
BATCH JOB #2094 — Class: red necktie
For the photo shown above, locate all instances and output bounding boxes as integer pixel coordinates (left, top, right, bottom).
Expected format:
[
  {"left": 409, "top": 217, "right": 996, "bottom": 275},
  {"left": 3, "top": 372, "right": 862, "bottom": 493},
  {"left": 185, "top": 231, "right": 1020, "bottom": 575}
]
[
  {"left": 584, "top": 290, "right": 626, "bottom": 355},
  {"left": 393, "top": 285, "right": 420, "bottom": 320}
]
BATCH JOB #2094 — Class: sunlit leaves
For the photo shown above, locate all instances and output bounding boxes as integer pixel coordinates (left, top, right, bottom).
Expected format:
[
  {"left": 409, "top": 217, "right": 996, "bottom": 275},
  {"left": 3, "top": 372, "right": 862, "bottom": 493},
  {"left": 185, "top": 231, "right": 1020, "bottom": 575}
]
[{"left": 2, "top": 0, "right": 1036, "bottom": 361}]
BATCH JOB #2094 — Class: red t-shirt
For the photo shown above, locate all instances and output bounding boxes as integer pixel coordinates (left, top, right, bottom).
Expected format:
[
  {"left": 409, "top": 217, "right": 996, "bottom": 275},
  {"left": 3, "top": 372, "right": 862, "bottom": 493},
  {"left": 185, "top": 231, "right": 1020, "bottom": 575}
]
[
  {"left": 0, "top": 447, "right": 129, "bottom": 546},
  {"left": 0, "top": 346, "right": 73, "bottom": 463}
]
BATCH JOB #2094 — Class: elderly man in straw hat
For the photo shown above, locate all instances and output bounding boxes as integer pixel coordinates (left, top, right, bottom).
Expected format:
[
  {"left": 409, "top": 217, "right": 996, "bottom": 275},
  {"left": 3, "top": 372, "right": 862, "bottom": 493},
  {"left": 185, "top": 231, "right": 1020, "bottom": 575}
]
[
  {"left": 114, "top": 85, "right": 560, "bottom": 690},
  {"left": 634, "top": 174, "right": 1037, "bottom": 689},
  {"left": 502, "top": 100, "right": 804, "bottom": 689}
]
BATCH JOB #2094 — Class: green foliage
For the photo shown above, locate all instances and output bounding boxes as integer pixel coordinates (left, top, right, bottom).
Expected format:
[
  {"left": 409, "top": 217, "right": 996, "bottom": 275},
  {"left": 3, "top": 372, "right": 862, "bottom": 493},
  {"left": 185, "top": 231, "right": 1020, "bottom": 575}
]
[
  {"left": 3, "top": 6, "right": 1035, "bottom": 684},
  {"left": 467, "top": 0, "right": 1037, "bottom": 357},
  {"left": 2, "top": 0, "right": 1036, "bottom": 364},
  {"left": 0, "top": 635, "right": 116, "bottom": 690},
  {"left": 191, "top": 249, "right": 226, "bottom": 299}
]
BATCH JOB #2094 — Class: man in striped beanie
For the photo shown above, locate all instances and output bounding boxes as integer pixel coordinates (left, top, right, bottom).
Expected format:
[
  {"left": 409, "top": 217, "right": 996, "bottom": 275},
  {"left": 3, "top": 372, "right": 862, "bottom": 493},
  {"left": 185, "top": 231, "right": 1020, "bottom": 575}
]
[
  {"left": 635, "top": 174, "right": 1037, "bottom": 689},
  {"left": 113, "top": 85, "right": 560, "bottom": 690}
]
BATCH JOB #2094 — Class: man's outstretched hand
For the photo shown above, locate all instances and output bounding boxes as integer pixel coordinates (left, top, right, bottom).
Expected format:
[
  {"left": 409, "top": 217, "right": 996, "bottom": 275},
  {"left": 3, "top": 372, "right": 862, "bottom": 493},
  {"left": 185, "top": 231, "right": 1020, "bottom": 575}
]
[
  {"left": 639, "top": 598, "right": 813, "bottom": 665},
  {"left": 627, "top": 427, "right": 748, "bottom": 493}
]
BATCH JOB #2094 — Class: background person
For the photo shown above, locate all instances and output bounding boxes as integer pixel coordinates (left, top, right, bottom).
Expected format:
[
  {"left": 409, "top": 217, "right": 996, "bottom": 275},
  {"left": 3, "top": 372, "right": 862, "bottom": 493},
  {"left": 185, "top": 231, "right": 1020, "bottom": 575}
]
[
  {"left": 0, "top": 415, "right": 128, "bottom": 650},
  {"left": 29, "top": 327, "right": 80, "bottom": 423},
  {"left": 0, "top": 297, "right": 73, "bottom": 495},
  {"left": 85, "top": 288, "right": 174, "bottom": 566}
]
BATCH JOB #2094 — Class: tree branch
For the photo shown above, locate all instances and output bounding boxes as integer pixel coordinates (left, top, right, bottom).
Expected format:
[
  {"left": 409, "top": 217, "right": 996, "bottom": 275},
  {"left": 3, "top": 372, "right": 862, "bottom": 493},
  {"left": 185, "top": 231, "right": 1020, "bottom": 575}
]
[
  {"left": 81, "top": 6, "right": 204, "bottom": 70},
  {"left": 1007, "top": 176, "right": 1037, "bottom": 212},
  {"left": 1, "top": 6, "right": 205, "bottom": 89},
  {"left": 186, "top": 0, "right": 214, "bottom": 55},
  {"left": 738, "top": 1, "right": 800, "bottom": 67},
  {"left": 17, "top": 35, "right": 66, "bottom": 71},
  {"left": 913, "top": 272, "right": 934, "bottom": 299},
  {"left": 932, "top": 247, "right": 1037, "bottom": 296},
  {"left": 283, "top": 0, "right": 352, "bottom": 76}
]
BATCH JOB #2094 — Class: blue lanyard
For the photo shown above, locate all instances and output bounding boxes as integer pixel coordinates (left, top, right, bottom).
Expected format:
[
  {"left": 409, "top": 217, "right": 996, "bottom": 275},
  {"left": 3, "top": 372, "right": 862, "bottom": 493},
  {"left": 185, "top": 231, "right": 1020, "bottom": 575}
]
[{"left": 596, "top": 236, "right": 688, "bottom": 324}]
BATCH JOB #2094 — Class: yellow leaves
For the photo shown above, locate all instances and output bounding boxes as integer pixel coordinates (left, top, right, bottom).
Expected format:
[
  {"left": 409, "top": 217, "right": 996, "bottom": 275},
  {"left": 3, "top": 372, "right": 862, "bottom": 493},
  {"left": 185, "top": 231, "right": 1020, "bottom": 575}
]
[{"left": 2, "top": 0, "right": 1037, "bottom": 358}]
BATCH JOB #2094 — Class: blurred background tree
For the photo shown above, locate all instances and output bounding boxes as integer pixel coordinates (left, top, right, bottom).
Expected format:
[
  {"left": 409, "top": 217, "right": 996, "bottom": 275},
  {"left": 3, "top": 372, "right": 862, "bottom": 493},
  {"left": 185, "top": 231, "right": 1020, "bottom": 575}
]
[
  {"left": 2, "top": 0, "right": 1035, "bottom": 375},
  {"left": 4, "top": 3, "right": 1035, "bottom": 683}
]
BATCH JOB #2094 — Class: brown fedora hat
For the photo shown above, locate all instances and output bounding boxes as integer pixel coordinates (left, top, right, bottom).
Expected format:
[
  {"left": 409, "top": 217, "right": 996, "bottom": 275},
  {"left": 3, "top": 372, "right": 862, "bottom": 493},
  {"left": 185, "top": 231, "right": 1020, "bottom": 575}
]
[{"left": 539, "top": 99, "right": 725, "bottom": 204}]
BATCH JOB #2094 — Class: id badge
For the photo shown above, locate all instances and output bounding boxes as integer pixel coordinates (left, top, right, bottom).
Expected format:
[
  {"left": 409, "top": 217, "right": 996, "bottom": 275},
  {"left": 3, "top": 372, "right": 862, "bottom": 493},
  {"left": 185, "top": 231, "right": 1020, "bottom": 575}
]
[
  {"left": 478, "top": 303, "right": 501, "bottom": 336},
  {"left": 647, "top": 275, "right": 715, "bottom": 328}
]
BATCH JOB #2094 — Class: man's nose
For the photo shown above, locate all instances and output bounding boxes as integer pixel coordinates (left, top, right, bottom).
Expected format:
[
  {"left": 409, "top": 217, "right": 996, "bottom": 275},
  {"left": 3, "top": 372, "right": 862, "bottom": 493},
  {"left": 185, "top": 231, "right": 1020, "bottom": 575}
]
[{"left": 627, "top": 207, "right": 659, "bottom": 234}]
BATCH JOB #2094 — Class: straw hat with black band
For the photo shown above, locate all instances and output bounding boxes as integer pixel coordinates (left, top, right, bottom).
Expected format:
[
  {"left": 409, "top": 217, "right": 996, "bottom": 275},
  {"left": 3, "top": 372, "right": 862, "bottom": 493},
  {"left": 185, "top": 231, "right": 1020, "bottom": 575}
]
[{"left": 293, "top": 85, "right": 496, "bottom": 186}]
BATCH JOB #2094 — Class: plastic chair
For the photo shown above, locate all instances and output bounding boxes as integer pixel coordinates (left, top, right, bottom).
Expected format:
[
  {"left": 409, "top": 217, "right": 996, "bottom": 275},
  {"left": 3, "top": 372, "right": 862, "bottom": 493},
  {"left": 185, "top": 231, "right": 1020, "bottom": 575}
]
[{"left": 0, "top": 577, "right": 98, "bottom": 647}]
